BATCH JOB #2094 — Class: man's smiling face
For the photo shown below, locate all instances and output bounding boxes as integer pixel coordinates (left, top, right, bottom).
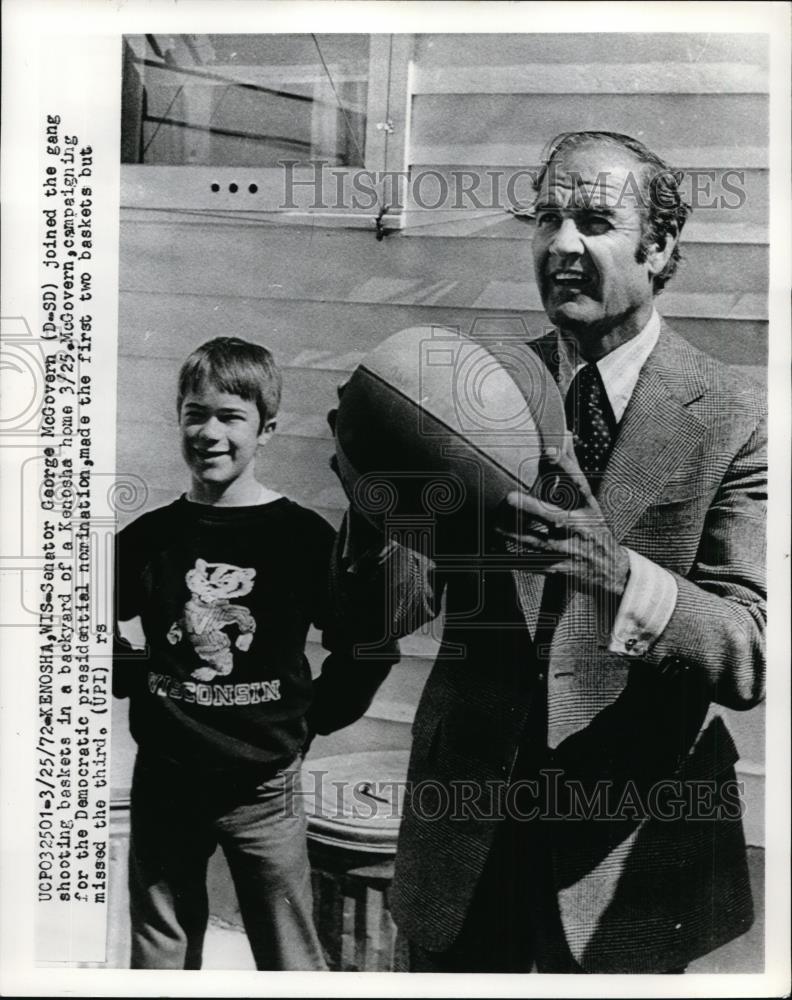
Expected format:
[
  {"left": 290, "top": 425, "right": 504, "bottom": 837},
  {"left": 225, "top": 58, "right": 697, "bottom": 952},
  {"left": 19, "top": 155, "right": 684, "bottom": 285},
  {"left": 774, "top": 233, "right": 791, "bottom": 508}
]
[{"left": 532, "top": 142, "right": 663, "bottom": 354}]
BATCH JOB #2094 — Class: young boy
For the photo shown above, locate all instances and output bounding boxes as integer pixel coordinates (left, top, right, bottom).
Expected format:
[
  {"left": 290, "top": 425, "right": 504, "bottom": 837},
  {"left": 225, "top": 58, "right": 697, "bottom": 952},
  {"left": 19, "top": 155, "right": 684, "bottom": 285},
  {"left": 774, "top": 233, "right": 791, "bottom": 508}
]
[{"left": 113, "top": 337, "right": 391, "bottom": 970}]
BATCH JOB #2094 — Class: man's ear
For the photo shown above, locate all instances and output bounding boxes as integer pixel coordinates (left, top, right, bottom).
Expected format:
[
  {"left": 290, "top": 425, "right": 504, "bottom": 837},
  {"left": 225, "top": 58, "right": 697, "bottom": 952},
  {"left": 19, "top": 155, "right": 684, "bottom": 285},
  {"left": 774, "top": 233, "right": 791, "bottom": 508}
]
[
  {"left": 257, "top": 418, "right": 277, "bottom": 445},
  {"left": 645, "top": 230, "right": 678, "bottom": 279}
]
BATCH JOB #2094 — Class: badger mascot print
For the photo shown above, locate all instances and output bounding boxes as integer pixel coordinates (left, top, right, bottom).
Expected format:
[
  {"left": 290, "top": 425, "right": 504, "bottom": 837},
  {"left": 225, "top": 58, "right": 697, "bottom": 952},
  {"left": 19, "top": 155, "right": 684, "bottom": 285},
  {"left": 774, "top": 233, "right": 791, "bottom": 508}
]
[{"left": 167, "top": 558, "right": 257, "bottom": 681}]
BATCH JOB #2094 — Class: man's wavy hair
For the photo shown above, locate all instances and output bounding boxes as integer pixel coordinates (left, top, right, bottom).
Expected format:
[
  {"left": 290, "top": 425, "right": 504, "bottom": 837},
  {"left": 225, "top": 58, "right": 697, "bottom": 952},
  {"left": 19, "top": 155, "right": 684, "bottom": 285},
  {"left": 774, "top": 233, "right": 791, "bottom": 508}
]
[{"left": 533, "top": 131, "right": 692, "bottom": 293}]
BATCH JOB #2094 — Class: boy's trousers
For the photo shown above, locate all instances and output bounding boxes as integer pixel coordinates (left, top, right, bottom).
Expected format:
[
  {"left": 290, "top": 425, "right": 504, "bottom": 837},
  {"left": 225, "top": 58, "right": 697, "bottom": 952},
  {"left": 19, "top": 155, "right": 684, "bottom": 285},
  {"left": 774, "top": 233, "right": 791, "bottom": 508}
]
[{"left": 128, "top": 751, "right": 326, "bottom": 971}]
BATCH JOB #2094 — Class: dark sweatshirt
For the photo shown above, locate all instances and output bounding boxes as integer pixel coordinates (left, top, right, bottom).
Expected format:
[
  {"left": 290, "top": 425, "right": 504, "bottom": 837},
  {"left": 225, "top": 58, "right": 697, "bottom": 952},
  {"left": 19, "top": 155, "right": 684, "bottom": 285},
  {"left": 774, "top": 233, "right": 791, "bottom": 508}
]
[{"left": 113, "top": 495, "right": 392, "bottom": 771}]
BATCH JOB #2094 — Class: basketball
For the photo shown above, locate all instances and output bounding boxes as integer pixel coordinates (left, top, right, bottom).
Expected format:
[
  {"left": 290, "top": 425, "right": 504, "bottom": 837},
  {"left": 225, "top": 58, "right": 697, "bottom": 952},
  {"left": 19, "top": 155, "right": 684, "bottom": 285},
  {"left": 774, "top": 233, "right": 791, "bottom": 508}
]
[{"left": 334, "top": 326, "right": 570, "bottom": 544}]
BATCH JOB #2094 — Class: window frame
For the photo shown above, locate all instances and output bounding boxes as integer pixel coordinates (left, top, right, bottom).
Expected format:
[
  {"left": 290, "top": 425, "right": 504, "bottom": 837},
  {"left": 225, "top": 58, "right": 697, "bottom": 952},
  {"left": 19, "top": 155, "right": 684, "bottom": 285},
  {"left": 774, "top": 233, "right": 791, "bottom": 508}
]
[{"left": 120, "top": 33, "right": 412, "bottom": 232}]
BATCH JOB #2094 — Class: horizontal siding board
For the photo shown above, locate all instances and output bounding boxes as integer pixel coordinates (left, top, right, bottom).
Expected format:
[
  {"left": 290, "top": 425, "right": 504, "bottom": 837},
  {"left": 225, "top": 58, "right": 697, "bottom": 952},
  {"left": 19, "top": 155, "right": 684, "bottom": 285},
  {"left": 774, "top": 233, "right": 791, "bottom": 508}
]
[
  {"left": 123, "top": 207, "right": 770, "bottom": 241},
  {"left": 411, "top": 143, "right": 769, "bottom": 171},
  {"left": 119, "top": 265, "right": 769, "bottom": 315},
  {"left": 119, "top": 290, "right": 767, "bottom": 370},
  {"left": 119, "top": 222, "right": 767, "bottom": 317},
  {"left": 411, "top": 93, "right": 768, "bottom": 156},
  {"left": 121, "top": 218, "right": 768, "bottom": 300},
  {"left": 460, "top": 284, "right": 766, "bottom": 319},
  {"left": 412, "top": 33, "right": 768, "bottom": 70},
  {"left": 413, "top": 62, "right": 768, "bottom": 95},
  {"left": 401, "top": 215, "right": 769, "bottom": 244},
  {"left": 276, "top": 410, "right": 333, "bottom": 439},
  {"left": 117, "top": 290, "right": 533, "bottom": 364}
]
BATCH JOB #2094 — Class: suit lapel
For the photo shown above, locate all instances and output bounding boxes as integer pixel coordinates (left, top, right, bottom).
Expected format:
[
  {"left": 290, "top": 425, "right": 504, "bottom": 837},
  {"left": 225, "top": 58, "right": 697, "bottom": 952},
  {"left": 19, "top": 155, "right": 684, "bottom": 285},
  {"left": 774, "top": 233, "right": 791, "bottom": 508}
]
[
  {"left": 515, "top": 325, "right": 710, "bottom": 639},
  {"left": 597, "top": 324, "right": 709, "bottom": 540}
]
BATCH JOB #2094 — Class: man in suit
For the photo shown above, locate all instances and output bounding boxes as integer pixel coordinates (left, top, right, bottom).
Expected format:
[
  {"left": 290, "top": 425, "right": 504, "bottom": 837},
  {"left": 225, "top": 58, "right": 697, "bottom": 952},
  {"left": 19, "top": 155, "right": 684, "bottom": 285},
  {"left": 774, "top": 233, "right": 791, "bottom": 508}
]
[{"left": 332, "top": 131, "right": 766, "bottom": 973}]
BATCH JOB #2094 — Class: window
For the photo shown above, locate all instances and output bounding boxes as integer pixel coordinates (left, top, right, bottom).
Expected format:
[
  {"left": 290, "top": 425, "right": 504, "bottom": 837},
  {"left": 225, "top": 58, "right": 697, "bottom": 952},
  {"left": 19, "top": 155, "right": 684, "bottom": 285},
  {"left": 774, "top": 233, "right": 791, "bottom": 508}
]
[{"left": 121, "top": 33, "right": 411, "bottom": 223}]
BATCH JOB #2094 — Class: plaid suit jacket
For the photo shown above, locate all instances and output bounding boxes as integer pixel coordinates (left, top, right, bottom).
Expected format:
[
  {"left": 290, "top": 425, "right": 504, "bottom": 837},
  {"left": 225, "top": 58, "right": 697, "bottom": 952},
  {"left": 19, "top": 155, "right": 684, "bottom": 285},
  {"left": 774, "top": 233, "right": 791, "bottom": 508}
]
[{"left": 336, "top": 324, "right": 766, "bottom": 972}]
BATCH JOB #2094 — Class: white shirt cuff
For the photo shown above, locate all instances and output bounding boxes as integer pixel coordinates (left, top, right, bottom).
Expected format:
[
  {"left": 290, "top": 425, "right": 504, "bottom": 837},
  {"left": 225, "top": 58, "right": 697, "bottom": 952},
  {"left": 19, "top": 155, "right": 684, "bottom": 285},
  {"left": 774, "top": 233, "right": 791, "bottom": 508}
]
[{"left": 608, "top": 549, "right": 678, "bottom": 657}]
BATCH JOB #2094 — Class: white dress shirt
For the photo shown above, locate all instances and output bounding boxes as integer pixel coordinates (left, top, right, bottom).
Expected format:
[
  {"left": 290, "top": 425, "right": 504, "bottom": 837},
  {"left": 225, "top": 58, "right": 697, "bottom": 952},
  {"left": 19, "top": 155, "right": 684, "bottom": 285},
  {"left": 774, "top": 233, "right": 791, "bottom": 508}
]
[{"left": 554, "top": 309, "right": 678, "bottom": 657}]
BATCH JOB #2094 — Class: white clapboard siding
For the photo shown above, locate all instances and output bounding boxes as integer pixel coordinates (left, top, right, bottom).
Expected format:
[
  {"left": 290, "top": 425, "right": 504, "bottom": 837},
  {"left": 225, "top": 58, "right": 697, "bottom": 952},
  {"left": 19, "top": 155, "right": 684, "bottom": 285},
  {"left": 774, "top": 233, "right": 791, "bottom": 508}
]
[
  {"left": 410, "top": 95, "right": 768, "bottom": 163},
  {"left": 120, "top": 213, "right": 769, "bottom": 295},
  {"left": 119, "top": 288, "right": 767, "bottom": 375},
  {"left": 410, "top": 143, "right": 768, "bottom": 170},
  {"left": 411, "top": 33, "right": 769, "bottom": 70},
  {"left": 413, "top": 62, "right": 769, "bottom": 96},
  {"left": 118, "top": 220, "right": 768, "bottom": 364},
  {"left": 402, "top": 31, "right": 769, "bottom": 387}
]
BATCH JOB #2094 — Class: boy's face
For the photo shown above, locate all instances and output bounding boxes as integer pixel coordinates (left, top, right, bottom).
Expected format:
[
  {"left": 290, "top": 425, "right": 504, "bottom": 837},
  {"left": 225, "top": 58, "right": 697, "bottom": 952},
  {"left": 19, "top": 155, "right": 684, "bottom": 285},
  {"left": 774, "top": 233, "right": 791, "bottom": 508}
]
[{"left": 179, "top": 386, "right": 274, "bottom": 491}]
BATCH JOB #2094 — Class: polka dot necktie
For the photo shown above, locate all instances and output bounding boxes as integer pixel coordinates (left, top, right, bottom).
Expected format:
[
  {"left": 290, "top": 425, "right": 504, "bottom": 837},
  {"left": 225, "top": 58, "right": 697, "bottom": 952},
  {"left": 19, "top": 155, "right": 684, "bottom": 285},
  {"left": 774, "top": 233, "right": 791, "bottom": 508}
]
[{"left": 564, "top": 362, "right": 617, "bottom": 493}]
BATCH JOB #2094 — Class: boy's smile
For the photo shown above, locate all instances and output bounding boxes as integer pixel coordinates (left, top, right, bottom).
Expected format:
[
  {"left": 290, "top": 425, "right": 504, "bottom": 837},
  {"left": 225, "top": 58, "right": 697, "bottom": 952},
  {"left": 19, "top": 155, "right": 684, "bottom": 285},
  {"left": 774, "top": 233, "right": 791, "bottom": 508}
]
[{"left": 179, "top": 386, "right": 274, "bottom": 503}]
